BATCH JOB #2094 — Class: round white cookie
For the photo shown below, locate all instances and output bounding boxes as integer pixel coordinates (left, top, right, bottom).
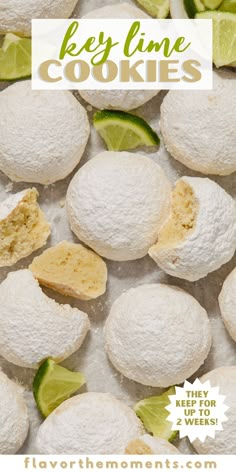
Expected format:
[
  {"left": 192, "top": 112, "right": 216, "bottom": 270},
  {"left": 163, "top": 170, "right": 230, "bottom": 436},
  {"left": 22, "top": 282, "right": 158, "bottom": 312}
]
[
  {"left": 160, "top": 70, "right": 236, "bottom": 175},
  {"left": 105, "top": 284, "right": 212, "bottom": 387},
  {"left": 82, "top": 3, "right": 149, "bottom": 19},
  {"left": 219, "top": 267, "right": 236, "bottom": 343},
  {"left": 79, "top": 4, "right": 159, "bottom": 110},
  {"left": 192, "top": 366, "right": 236, "bottom": 454},
  {"left": 0, "top": 370, "right": 29, "bottom": 454},
  {"left": 125, "top": 434, "right": 180, "bottom": 454},
  {"left": 149, "top": 176, "right": 236, "bottom": 281},
  {"left": 66, "top": 151, "right": 171, "bottom": 261},
  {"left": 0, "top": 0, "right": 78, "bottom": 36},
  {"left": 0, "top": 270, "right": 90, "bottom": 368},
  {"left": 36, "top": 392, "right": 144, "bottom": 454},
  {"left": 0, "top": 81, "right": 90, "bottom": 184}
]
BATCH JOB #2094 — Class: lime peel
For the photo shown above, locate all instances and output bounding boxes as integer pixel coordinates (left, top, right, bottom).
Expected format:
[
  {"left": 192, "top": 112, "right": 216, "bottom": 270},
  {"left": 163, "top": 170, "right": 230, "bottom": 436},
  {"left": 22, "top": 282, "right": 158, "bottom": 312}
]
[
  {"left": 203, "top": 0, "right": 223, "bottom": 9},
  {"left": 184, "top": 0, "right": 206, "bottom": 18},
  {"left": 33, "top": 359, "right": 86, "bottom": 417},
  {"left": 94, "top": 110, "right": 160, "bottom": 151},
  {"left": 134, "top": 387, "right": 178, "bottom": 441}
]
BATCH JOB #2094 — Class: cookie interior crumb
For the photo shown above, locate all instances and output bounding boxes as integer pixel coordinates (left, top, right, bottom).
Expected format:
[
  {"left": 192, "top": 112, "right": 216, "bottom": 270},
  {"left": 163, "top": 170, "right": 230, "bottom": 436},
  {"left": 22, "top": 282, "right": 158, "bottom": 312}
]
[
  {"left": 0, "top": 189, "right": 50, "bottom": 267},
  {"left": 155, "top": 180, "right": 198, "bottom": 248},
  {"left": 29, "top": 241, "right": 107, "bottom": 300},
  {"left": 125, "top": 439, "right": 153, "bottom": 455}
]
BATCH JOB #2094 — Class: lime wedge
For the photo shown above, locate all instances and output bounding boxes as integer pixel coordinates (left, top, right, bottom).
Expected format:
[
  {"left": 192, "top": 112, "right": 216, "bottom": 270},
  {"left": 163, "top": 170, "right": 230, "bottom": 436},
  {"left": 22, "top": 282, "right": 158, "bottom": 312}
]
[
  {"left": 196, "top": 11, "right": 236, "bottom": 67},
  {"left": 33, "top": 359, "right": 85, "bottom": 417},
  {"left": 184, "top": 0, "right": 206, "bottom": 18},
  {"left": 136, "top": 0, "right": 170, "bottom": 18},
  {"left": 203, "top": 0, "right": 223, "bottom": 9},
  {"left": 219, "top": 0, "right": 236, "bottom": 12},
  {"left": 134, "top": 387, "right": 177, "bottom": 441},
  {"left": 94, "top": 110, "right": 160, "bottom": 151},
  {"left": 0, "top": 33, "right": 31, "bottom": 81}
]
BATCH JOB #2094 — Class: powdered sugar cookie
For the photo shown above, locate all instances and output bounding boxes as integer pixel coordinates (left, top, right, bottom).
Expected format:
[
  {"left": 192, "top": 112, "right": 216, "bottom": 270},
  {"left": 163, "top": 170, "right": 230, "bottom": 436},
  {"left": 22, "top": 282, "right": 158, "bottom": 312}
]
[
  {"left": 79, "top": 4, "right": 159, "bottom": 110},
  {"left": 219, "top": 268, "right": 236, "bottom": 343},
  {"left": 0, "top": 0, "right": 78, "bottom": 36},
  {"left": 192, "top": 367, "right": 236, "bottom": 454},
  {"left": 160, "top": 70, "right": 236, "bottom": 175},
  {"left": 36, "top": 392, "right": 144, "bottom": 454},
  {"left": 0, "top": 370, "right": 29, "bottom": 454},
  {"left": 105, "top": 284, "right": 212, "bottom": 387},
  {"left": 149, "top": 177, "right": 236, "bottom": 281},
  {"left": 0, "top": 270, "right": 90, "bottom": 368},
  {"left": 0, "top": 81, "right": 90, "bottom": 184},
  {"left": 66, "top": 151, "right": 171, "bottom": 261}
]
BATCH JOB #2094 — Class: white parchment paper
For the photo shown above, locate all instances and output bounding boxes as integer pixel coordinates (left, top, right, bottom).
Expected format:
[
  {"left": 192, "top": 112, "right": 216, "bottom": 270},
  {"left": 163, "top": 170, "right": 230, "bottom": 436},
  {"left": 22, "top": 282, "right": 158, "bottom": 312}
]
[{"left": 0, "top": 0, "right": 236, "bottom": 455}]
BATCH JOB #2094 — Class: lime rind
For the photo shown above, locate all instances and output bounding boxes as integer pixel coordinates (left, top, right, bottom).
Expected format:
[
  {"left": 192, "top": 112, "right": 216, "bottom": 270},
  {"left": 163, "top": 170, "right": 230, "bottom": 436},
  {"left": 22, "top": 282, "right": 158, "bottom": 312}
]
[
  {"left": 203, "top": 0, "right": 223, "bottom": 9},
  {"left": 94, "top": 110, "right": 160, "bottom": 151},
  {"left": 33, "top": 359, "right": 85, "bottom": 417},
  {"left": 136, "top": 0, "right": 170, "bottom": 18},
  {"left": 134, "top": 387, "right": 178, "bottom": 442},
  {"left": 184, "top": 0, "right": 206, "bottom": 18}
]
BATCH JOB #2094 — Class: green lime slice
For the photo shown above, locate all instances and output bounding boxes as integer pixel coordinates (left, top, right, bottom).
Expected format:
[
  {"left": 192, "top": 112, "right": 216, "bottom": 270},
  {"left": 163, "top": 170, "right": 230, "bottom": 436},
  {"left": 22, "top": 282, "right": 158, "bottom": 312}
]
[
  {"left": 0, "top": 33, "right": 31, "bottom": 81},
  {"left": 196, "top": 11, "right": 236, "bottom": 67},
  {"left": 93, "top": 110, "right": 160, "bottom": 151},
  {"left": 184, "top": 0, "right": 206, "bottom": 18},
  {"left": 134, "top": 387, "right": 177, "bottom": 441},
  {"left": 203, "top": 0, "right": 223, "bottom": 9},
  {"left": 219, "top": 0, "right": 236, "bottom": 12},
  {"left": 33, "top": 359, "right": 86, "bottom": 417},
  {"left": 136, "top": 0, "right": 170, "bottom": 18}
]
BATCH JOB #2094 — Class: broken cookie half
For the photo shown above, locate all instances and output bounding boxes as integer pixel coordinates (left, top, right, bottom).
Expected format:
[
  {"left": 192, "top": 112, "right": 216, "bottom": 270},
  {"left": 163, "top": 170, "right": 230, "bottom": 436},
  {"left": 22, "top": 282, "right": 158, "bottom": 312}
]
[
  {"left": 0, "top": 188, "right": 50, "bottom": 267},
  {"left": 149, "top": 177, "right": 236, "bottom": 281},
  {"left": 29, "top": 241, "right": 107, "bottom": 300},
  {"left": 125, "top": 435, "right": 180, "bottom": 455},
  {"left": 0, "top": 269, "right": 90, "bottom": 369}
]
